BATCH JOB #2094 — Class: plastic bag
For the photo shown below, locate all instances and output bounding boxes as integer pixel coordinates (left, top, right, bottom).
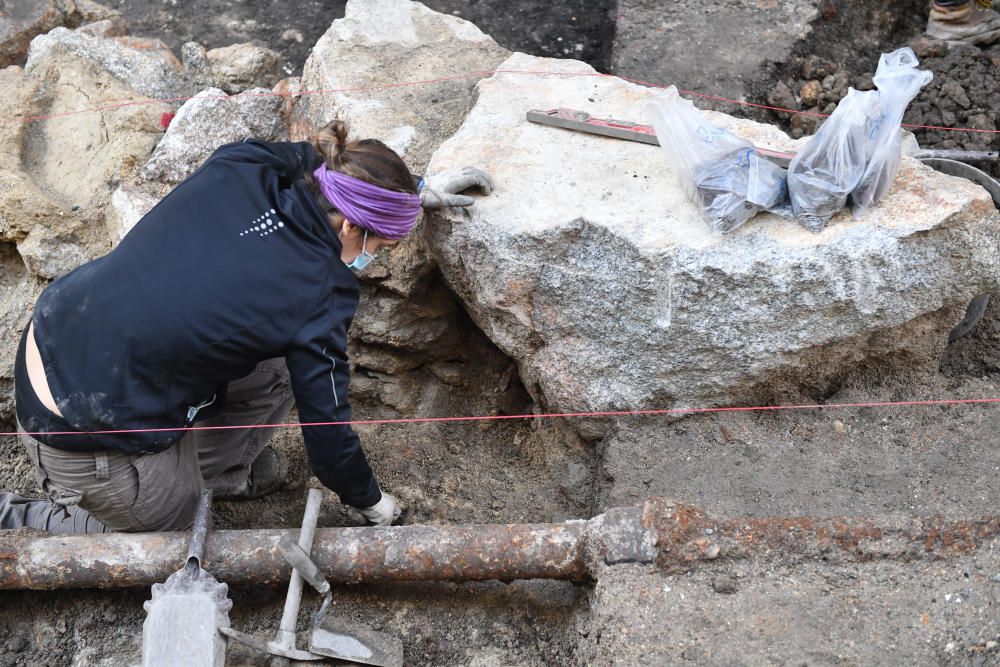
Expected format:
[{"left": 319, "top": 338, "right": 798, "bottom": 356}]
[
  {"left": 787, "top": 47, "right": 932, "bottom": 231},
  {"left": 850, "top": 48, "right": 933, "bottom": 215},
  {"left": 786, "top": 88, "right": 879, "bottom": 232},
  {"left": 648, "top": 86, "right": 789, "bottom": 233}
]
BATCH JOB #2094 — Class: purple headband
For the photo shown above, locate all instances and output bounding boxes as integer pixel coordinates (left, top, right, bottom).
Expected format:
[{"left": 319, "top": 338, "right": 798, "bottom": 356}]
[{"left": 312, "top": 164, "right": 422, "bottom": 240}]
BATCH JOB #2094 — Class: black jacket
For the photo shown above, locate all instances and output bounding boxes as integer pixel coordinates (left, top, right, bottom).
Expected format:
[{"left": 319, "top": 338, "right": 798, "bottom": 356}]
[{"left": 18, "top": 140, "right": 380, "bottom": 508}]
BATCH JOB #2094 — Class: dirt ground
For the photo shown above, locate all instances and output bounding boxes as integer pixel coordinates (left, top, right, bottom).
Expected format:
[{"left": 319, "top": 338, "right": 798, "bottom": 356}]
[{"left": 3, "top": 1, "right": 1000, "bottom": 666}]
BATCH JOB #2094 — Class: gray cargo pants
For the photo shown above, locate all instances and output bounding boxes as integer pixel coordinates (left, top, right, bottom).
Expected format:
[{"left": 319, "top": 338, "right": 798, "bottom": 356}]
[{"left": 0, "top": 359, "right": 294, "bottom": 534}]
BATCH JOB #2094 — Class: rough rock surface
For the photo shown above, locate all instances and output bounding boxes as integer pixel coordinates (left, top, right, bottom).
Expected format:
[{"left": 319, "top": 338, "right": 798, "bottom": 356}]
[
  {"left": 611, "top": 0, "right": 821, "bottom": 101},
  {"left": 25, "top": 26, "right": 188, "bottom": 100},
  {"left": 206, "top": 43, "right": 283, "bottom": 94},
  {"left": 290, "top": 0, "right": 509, "bottom": 168},
  {"left": 427, "top": 52, "right": 1000, "bottom": 432}
]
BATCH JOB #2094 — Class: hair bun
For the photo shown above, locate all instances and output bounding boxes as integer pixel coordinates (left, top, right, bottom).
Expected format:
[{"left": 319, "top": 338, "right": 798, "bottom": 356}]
[{"left": 316, "top": 119, "right": 350, "bottom": 164}]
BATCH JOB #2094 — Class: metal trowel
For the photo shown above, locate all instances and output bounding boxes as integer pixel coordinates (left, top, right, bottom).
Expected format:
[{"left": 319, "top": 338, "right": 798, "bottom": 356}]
[{"left": 277, "top": 533, "right": 404, "bottom": 667}]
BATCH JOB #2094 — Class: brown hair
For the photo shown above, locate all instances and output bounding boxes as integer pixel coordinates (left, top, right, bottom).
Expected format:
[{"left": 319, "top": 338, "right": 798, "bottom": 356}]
[{"left": 307, "top": 120, "right": 416, "bottom": 217}]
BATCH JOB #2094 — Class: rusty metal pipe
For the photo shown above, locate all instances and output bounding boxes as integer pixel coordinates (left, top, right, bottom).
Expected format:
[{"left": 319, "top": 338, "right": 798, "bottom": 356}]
[
  {"left": 2, "top": 500, "right": 999, "bottom": 591},
  {"left": 0, "top": 520, "right": 593, "bottom": 591}
]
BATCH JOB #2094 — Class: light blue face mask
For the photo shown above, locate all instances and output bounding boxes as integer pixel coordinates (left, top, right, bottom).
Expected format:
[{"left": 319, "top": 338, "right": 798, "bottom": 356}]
[{"left": 345, "top": 229, "right": 375, "bottom": 271}]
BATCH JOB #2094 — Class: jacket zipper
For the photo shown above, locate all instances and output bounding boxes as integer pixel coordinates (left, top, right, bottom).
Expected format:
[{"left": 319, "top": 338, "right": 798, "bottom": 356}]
[{"left": 322, "top": 347, "right": 340, "bottom": 408}]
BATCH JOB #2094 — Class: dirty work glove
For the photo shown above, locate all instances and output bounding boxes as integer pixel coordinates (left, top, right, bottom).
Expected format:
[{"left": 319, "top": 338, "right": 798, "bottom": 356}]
[
  {"left": 347, "top": 490, "right": 402, "bottom": 527},
  {"left": 420, "top": 167, "right": 494, "bottom": 209}
]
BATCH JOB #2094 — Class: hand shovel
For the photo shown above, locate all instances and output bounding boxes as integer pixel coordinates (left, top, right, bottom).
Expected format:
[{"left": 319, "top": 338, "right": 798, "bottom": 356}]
[{"left": 278, "top": 533, "right": 404, "bottom": 667}]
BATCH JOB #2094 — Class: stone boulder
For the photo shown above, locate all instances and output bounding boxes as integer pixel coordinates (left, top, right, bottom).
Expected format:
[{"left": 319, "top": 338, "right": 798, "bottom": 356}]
[
  {"left": 426, "top": 52, "right": 1000, "bottom": 436},
  {"left": 290, "top": 0, "right": 509, "bottom": 169},
  {"left": 206, "top": 43, "right": 284, "bottom": 94},
  {"left": 108, "top": 86, "right": 287, "bottom": 240},
  {"left": 26, "top": 26, "right": 188, "bottom": 100}
]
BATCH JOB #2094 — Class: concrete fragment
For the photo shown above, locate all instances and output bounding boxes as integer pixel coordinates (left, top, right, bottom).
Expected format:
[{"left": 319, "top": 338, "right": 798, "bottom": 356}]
[
  {"left": 426, "top": 53, "right": 1000, "bottom": 435},
  {"left": 206, "top": 43, "right": 283, "bottom": 93}
]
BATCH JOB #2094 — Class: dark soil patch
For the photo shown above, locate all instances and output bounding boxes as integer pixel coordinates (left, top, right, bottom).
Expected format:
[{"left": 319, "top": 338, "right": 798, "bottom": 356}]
[
  {"left": 101, "top": 0, "right": 618, "bottom": 75},
  {"left": 747, "top": 1, "right": 1000, "bottom": 177}
]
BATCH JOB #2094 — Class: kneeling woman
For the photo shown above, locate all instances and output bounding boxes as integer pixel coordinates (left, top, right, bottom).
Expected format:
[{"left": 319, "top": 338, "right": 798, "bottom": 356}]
[{"left": 1, "top": 120, "right": 491, "bottom": 533}]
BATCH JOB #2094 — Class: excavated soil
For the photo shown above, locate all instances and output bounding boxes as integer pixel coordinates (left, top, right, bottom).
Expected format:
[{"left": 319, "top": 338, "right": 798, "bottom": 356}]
[{"left": 3, "top": 2, "right": 1000, "bottom": 666}]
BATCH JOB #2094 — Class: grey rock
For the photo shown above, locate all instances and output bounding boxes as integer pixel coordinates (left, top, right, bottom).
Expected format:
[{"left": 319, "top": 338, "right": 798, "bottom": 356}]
[
  {"left": 206, "top": 43, "right": 283, "bottom": 94},
  {"left": 26, "top": 27, "right": 188, "bottom": 100},
  {"left": 138, "top": 87, "right": 285, "bottom": 189},
  {"left": 427, "top": 53, "right": 1000, "bottom": 437},
  {"left": 290, "top": 0, "right": 509, "bottom": 170}
]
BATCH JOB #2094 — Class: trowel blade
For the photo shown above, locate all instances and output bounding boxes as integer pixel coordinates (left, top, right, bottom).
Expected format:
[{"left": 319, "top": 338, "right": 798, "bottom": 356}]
[
  {"left": 309, "top": 619, "right": 404, "bottom": 667},
  {"left": 218, "top": 626, "right": 323, "bottom": 661}
]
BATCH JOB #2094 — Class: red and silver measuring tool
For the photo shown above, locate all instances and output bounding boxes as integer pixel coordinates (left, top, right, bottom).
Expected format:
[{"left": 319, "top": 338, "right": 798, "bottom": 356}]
[
  {"left": 526, "top": 108, "right": 796, "bottom": 167},
  {"left": 526, "top": 108, "right": 1000, "bottom": 171}
]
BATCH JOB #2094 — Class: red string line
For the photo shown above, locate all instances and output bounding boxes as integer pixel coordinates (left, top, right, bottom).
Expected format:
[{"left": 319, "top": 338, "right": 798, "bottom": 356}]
[
  {"left": 2, "top": 68, "right": 997, "bottom": 135},
  {"left": 5, "top": 396, "right": 1000, "bottom": 438}
]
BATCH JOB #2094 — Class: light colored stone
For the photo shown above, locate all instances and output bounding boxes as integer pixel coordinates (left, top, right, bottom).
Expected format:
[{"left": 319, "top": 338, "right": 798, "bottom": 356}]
[
  {"left": 109, "top": 85, "right": 287, "bottom": 240},
  {"left": 291, "top": 0, "right": 509, "bottom": 170},
  {"left": 138, "top": 87, "right": 286, "bottom": 190},
  {"left": 426, "top": 52, "right": 1000, "bottom": 434},
  {"left": 26, "top": 27, "right": 188, "bottom": 100},
  {"left": 107, "top": 185, "right": 160, "bottom": 242},
  {"left": 206, "top": 43, "right": 283, "bottom": 94}
]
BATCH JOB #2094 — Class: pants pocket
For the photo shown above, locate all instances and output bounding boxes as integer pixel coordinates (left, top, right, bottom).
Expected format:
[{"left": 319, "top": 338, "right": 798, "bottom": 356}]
[{"left": 20, "top": 434, "right": 85, "bottom": 508}]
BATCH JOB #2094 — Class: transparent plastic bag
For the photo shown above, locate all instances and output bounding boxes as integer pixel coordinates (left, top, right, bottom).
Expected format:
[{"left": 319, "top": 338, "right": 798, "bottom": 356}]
[
  {"left": 850, "top": 48, "right": 933, "bottom": 215},
  {"left": 647, "top": 86, "right": 789, "bottom": 234},
  {"left": 787, "top": 88, "right": 879, "bottom": 232},
  {"left": 788, "top": 47, "right": 932, "bottom": 232}
]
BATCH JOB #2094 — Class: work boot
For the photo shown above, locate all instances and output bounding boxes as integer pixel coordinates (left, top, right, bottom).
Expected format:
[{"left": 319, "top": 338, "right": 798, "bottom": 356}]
[
  {"left": 217, "top": 446, "right": 288, "bottom": 500},
  {"left": 926, "top": 0, "right": 1000, "bottom": 45}
]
